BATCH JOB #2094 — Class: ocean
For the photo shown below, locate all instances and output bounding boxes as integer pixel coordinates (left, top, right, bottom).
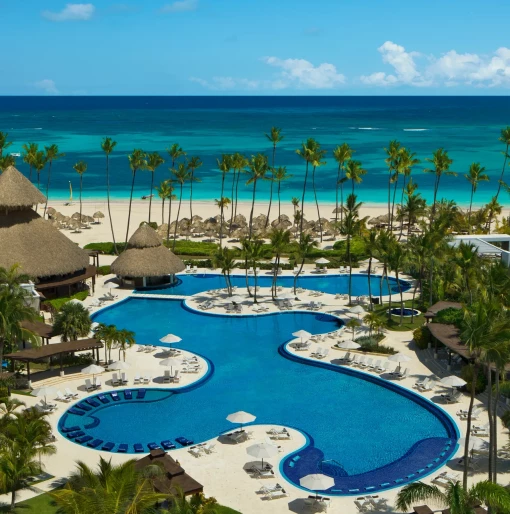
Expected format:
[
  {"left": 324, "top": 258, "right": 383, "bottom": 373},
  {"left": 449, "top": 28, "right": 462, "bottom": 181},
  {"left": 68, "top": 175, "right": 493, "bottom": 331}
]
[{"left": 1, "top": 96, "right": 510, "bottom": 207}]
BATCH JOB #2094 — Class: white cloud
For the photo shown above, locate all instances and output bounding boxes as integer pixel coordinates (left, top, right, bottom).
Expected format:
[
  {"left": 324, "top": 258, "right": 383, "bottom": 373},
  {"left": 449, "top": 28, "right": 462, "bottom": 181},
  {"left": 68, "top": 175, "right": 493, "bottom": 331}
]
[
  {"left": 42, "top": 3, "right": 95, "bottom": 21},
  {"left": 34, "top": 79, "right": 60, "bottom": 95},
  {"left": 362, "top": 41, "right": 510, "bottom": 88},
  {"left": 189, "top": 76, "right": 259, "bottom": 91},
  {"left": 262, "top": 57, "right": 345, "bottom": 89},
  {"left": 160, "top": 0, "right": 197, "bottom": 13}
]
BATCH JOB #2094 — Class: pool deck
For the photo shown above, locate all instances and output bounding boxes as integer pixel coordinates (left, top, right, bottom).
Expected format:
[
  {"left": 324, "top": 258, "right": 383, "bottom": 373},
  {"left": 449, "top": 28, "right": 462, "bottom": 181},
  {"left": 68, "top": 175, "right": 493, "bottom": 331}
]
[{"left": 3, "top": 267, "right": 510, "bottom": 513}]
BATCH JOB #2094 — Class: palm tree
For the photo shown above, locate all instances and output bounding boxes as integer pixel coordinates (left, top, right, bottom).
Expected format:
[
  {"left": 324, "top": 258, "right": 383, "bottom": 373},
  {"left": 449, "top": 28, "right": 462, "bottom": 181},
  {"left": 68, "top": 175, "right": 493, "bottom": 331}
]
[
  {"left": 400, "top": 191, "right": 427, "bottom": 237},
  {"left": 212, "top": 247, "right": 236, "bottom": 295},
  {"left": 465, "top": 162, "right": 489, "bottom": 232},
  {"left": 362, "top": 229, "right": 378, "bottom": 310},
  {"left": 296, "top": 138, "right": 318, "bottom": 241},
  {"left": 21, "top": 142, "right": 38, "bottom": 181},
  {"left": 246, "top": 154, "right": 269, "bottom": 238},
  {"left": 272, "top": 166, "right": 291, "bottom": 221},
  {"left": 345, "top": 159, "right": 367, "bottom": 194},
  {"left": 33, "top": 150, "right": 46, "bottom": 192},
  {"left": 269, "top": 228, "right": 291, "bottom": 299},
  {"left": 156, "top": 180, "right": 175, "bottom": 225},
  {"left": 310, "top": 144, "right": 327, "bottom": 242},
  {"left": 385, "top": 140, "right": 401, "bottom": 229},
  {"left": 43, "top": 144, "right": 65, "bottom": 217},
  {"left": 265, "top": 127, "right": 284, "bottom": 227},
  {"left": 241, "top": 238, "right": 264, "bottom": 301},
  {"left": 167, "top": 143, "right": 186, "bottom": 168},
  {"left": 231, "top": 153, "right": 248, "bottom": 220},
  {"left": 216, "top": 155, "right": 232, "bottom": 246},
  {"left": 0, "top": 131, "right": 12, "bottom": 158},
  {"left": 215, "top": 197, "right": 231, "bottom": 235},
  {"left": 387, "top": 240, "right": 407, "bottom": 325},
  {"left": 496, "top": 126, "right": 510, "bottom": 199},
  {"left": 101, "top": 137, "right": 119, "bottom": 254},
  {"left": 167, "top": 487, "right": 220, "bottom": 514},
  {"left": 171, "top": 163, "right": 191, "bottom": 250},
  {"left": 293, "top": 233, "right": 318, "bottom": 294},
  {"left": 53, "top": 302, "right": 92, "bottom": 342},
  {"left": 485, "top": 195, "right": 502, "bottom": 234},
  {"left": 51, "top": 457, "right": 166, "bottom": 514},
  {"left": 363, "top": 311, "right": 382, "bottom": 338},
  {"left": 333, "top": 143, "right": 354, "bottom": 226},
  {"left": 115, "top": 328, "right": 136, "bottom": 361},
  {"left": 396, "top": 479, "right": 510, "bottom": 514},
  {"left": 291, "top": 197, "right": 300, "bottom": 226},
  {"left": 343, "top": 193, "right": 362, "bottom": 304},
  {"left": 424, "top": 148, "right": 456, "bottom": 223},
  {"left": 0, "top": 155, "right": 15, "bottom": 171},
  {"left": 187, "top": 156, "right": 203, "bottom": 220},
  {"left": 145, "top": 152, "right": 165, "bottom": 223},
  {"left": 398, "top": 148, "right": 420, "bottom": 209},
  {"left": 125, "top": 149, "right": 147, "bottom": 245},
  {"left": 73, "top": 161, "right": 87, "bottom": 231},
  {"left": 165, "top": 181, "right": 177, "bottom": 243}
]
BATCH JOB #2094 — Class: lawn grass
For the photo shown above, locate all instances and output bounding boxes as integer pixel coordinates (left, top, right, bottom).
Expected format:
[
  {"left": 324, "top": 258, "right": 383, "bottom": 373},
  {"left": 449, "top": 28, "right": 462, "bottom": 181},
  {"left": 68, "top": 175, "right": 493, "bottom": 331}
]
[{"left": 372, "top": 299, "right": 424, "bottom": 332}]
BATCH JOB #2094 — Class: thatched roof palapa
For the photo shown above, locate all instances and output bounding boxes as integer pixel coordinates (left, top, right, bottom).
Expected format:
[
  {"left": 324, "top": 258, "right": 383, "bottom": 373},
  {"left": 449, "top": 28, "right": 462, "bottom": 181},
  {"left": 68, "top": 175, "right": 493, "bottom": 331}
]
[
  {"left": 0, "top": 166, "right": 46, "bottom": 208},
  {"left": 111, "top": 224, "right": 185, "bottom": 278}
]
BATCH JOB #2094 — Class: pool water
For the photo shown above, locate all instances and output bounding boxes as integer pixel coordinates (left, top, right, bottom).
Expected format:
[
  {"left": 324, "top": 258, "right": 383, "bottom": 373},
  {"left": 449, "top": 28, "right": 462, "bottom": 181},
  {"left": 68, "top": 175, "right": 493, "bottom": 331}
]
[
  {"left": 60, "top": 298, "right": 458, "bottom": 494},
  {"left": 389, "top": 308, "right": 421, "bottom": 317},
  {"left": 136, "top": 272, "right": 409, "bottom": 297}
]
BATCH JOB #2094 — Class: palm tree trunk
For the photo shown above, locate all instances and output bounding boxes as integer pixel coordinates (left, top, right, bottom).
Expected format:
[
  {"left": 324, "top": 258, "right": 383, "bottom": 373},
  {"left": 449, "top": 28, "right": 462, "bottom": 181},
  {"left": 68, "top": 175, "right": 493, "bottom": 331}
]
[
  {"left": 244, "top": 257, "right": 252, "bottom": 298},
  {"left": 235, "top": 168, "right": 241, "bottom": 219},
  {"left": 249, "top": 180, "right": 257, "bottom": 239},
  {"left": 487, "top": 364, "right": 493, "bottom": 482},
  {"left": 106, "top": 155, "right": 118, "bottom": 254},
  {"left": 190, "top": 170, "right": 195, "bottom": 220},
  {"left": 463, "top": 361, "right": 479, "bottom": 489},
  {"left": 148, "top": 172, "right": 154, "bottom": 223},
  {"left": 396, "top": 270, "right": 404, "bottom": 326},
  {"left": 294, "top": 258, "right": 305, "bottom": 295},
  {"left": 429, "top": 259, "right": 434, "bottom": 306},
  {"left": 468, "top": 186, "right": 474, "bottom": 234},
  {"left": 300, "top": 162, "right": 309, "bottom": 242},
  {"left": 161, "top": 198, "right": 165, "bottom": 225},
  {"left": 229, "top": 169, "right": 236, "bottom": 235},
  {"left": 11, "top": 488, "right": 16, "bottom": 510},
  {"left": 495, "top": 143, "right": 509, "bottom": 199},
  {"left": 347, "top": 234, "right": 352, "bottom": 304},
  {"left": 387, "top": 168, "right": 392, "bottom": 229},
  {"left": 166, "top": 197, "right": 173, "bottom": 243},
  {"left": 219, "top": 174, "right": 226, "bottom": 247},
  {"left": 312, "top": 166, "right": 322, "bottom": 242},
  {"left": 335, "top": 165, "right": 341, "bottom": 225},
  {"left": 79, "top": 175, "right": 83, "bottom": 231},
  {"left": 125, "top": 169, "right": 137, "bottom": 247},
  {"left": 367, "top": 257, "right": 373, "bottom": 311},
  {"left": 340, "top": 181, "right": 344, "bottom": 227},
  {"left": 253, "top": 263, "right": 258, "bottom": 303},
  {"left": 266, "top": 145, "right": 276, "bottom": 228},
  {"left": 379, "top": 266, "right": 384, "bottom": 307},
  {"left": 172, "top": 184, "right": 183, "bottom": 251},
  {"left": 44, "top": 160, "right": 52, "bottom": 218},
  {"left": 493, "top": 370, "right": 500, "bottom": 481},
  {"left": 277, "top": 181, "right": 281, "bottom": 221},
  {"left": 386, "top": 267, "right": 392, "bottom": 322},
  {"left": 391, "top": 176, "right": 399, "bottom": 232}
]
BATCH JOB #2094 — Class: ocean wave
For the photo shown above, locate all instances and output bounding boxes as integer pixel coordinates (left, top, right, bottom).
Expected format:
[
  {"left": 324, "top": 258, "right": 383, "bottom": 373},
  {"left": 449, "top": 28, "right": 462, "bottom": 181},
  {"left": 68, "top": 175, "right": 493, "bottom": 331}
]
[
  {"left": 350, "top": 127, "right": 382, "bottom": 130},
  {"left": 403, "top": 128, "right": 428, "bottom": 132},
  {"left": 34, "top": 127, "right": 43, "bottom": 130}
]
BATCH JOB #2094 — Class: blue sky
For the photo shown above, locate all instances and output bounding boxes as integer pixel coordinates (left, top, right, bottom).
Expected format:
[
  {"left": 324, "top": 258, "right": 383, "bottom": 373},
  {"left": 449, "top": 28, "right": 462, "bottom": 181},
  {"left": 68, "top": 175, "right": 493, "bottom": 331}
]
[{"left": 3, "top": 0, "right": 510, "bottom": 95}]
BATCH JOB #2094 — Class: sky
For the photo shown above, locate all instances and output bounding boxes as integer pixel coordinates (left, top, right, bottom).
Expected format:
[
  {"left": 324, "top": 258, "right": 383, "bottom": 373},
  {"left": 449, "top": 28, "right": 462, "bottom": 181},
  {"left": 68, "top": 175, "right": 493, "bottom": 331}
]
[{"left": 3, "top": 0, "right": 510, "bottom": 95}]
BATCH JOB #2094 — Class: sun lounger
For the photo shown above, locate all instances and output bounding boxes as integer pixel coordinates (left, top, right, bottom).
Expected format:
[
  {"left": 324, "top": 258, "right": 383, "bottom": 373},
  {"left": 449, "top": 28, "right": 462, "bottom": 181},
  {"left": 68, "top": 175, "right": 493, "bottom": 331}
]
[
  {"left": 84, "top": 379, "right": 96, "bottom": 391},
  {"left": 171, "top": 370, "right": 180, "bottom": 383},
  {"left": 227, "top": 431, "right": 247, "bottom": 443},
  {"left": 111, "top": 373, "right": 120, "bottom": 386},
  {"left": 250, "top": 466, "right": 275, "bottom": 478},
  {"left": 315, "top": 348, "right": 329, "bottom": 359},
  {"left": 443, "top": 390, "right": 462, "bottom": 403},
  {"left": 110, "top": 392, "right": 120, "bottom": 402},
  {"left": 94, "top": 379, "right": 102, "bottom": 390},
  {"left": 459, "top": 407, "right": 481, "bottom": 420},
  {"left": 133, "top": 443, "right": 144, "bottom": 452},
  {"left": 269, "top": 431, "right": 291, "bottom": 440},
  {"left": 87, "top": 438, "right": 103, "bottom": 448},
  {"left": 137, "top": 346, "right": 145, "bottom": 352},
  {"left": 472, "top": 423, "right": 489, "bottom": 437},
  {"left": 163, "top": 369, "right": 172, "bottom": 383},
  {"left": 355, "top": 355, "right": 366, "bottom": 368},
  {"left": 258, "top": 483, "right": 283, "bottom": 495},
  {"left": 68, "top": 408, "right": 85, "bottom": 416},
  {"left": 415, "top": 377, "right": 430, "bottom": 390},
  {"left": 433, "top": 472, "right": 459, "bottom": 487},
  {"left": 147, "top": 442, "right": 161, "bottom": 450},
  {"left": 417, "top": 379, "right": 434, "bottom": 392},
  {"left": 101, "top": 442, "right": 115, "bottom": 451},
  {"left": 64, "top": 388, "right": 79, "bottom": 398},
  {"left": 97, "top": 394, "right": 109, "bottom": 404},
  {"left": 85, "top": 398, "right": 100, "bottom": 408},
  {"left": 124, "top": 390, "right": 132, "bottom": 400},
  {"left": 181, "top": 366, "right": 200, "bottom": 373},
  {"left": 295, "top": 341, "right": 311, "bottom": 351},
  {"left": 264, "top": 488, "right": 288, "bottom": 500},
  {"left": 354, "top": 500, "right": 370, "bottom": 513},
  {"left": 76, "top": 402, "right": 92, "bottom": 411},
  {"left": 203, "top": 443, "right": 216, "bottom": 453},
  {"left": 188, "top": 446, "right": 204, "bottom": 457},
  {"left": 143, "top": 375, "right": 151, "bottom": 384},
  {"left": 117, "top": 443, "right": 128, "bottom": 453},
  {"left": 76, "top": 435, "right": 94, "bottom": 445},
  {"left": 361, "top": 357, "right": 373, "bottom": 369},
  {"left": 67, "top": 430, "right": 85, "bottom": 439},
  {"left": 120, "top": 372, "right": 128, "bottom": 384},
  {"left": 176, "top": 436, "right": 194, "bottom": 446},
  {"left": 413, "top": 506, "right": 434, "bottom": 514},
  {"left": 56, "top": 390, "right": 71, "bottom": 402},
  {"left": 61, "top": 425, "right": 80, "bottom": 433},
  {"left": 136, "top": 389, "right": 146, "bottom": 399},
  {"left": 369, "top": 359, "right": 381, "bottom": 371},
  {"left": 161, "top": 440, "right": 176, "bottom": 450}
]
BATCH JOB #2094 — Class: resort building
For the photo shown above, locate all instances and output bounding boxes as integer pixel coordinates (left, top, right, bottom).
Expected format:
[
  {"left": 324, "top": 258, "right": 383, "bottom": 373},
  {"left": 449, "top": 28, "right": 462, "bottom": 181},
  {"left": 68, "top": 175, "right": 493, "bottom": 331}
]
[
  {"left": 451, "top": 234, "right": 510, "bottom": 266},
  {"left": 0, "top": 166, "right": 96, "bottom": 298},
  {"left": 111, "top": 223, "right": 185, "bottom": 288}
]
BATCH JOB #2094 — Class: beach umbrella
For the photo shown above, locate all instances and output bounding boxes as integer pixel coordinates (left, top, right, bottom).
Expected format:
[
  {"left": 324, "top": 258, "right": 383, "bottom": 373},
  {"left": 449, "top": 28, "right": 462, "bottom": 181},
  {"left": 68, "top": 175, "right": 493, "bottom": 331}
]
[
  {"left": 246, "top": 442, "right": 278, "bottom": 469},
  {"left": 103, "top": 281, "right": 119, "bottom": 295},
  {"left": 31, "top": 386, "right": 57, "bottom": 406},
  {"left": 440, "top": 375, "right": 467, "bottom": 394},
  {"left": 93, "top": 211, "right": 104, "bottom": 221},
  {"left": 227, "top": 410, "right": 256, "bottom": 430},
  {"left": 159, "top": 357, "right": 180, "bottom": 375},
  {"left": 332, "top": 207, "right": 342, "bottom": 214},
  {"left": 229, "top": 295, "right": 244, "bottom": 304},
  {"left": 339, "top": 340, "right": 361, "bottom": 350},
  {"left": 388, "top": 352, "right": 412, "bottom": 373},
  {"left": 292, "top": 330, "right": 312, "bottom": 343},
  {"left": 160, "top": 333, "right": 182, "bottom": 344},
  {"left": 108, "top": 361, "right": 131, "bottom": 371},
  {"left": 299, "top": 474, "right": 335, "bottom": 498},
  {"left": 360, "top": 258, "right": 379, "bottom": 265},
  {"left": 349, "top": 305, "right": 366, "bottom": 319},
  {"left": 81, "top": 364, "right": 104, "bottom": 378},
  {"left": 315, "top": 258, "right": 330, "bottom": 265},
  {"left": 458, "top": 436, "right": 488, "bottom": 454},
  {"left": 279, "top": 292, "right": 295, "bottom": 300}
]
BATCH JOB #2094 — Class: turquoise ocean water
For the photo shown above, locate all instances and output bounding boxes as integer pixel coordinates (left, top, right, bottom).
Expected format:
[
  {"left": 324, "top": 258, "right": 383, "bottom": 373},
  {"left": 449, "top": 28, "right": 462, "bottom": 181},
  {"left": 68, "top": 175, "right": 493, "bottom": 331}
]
[{"left": 1, "top": 96, "right": 510, "bottom": 206}]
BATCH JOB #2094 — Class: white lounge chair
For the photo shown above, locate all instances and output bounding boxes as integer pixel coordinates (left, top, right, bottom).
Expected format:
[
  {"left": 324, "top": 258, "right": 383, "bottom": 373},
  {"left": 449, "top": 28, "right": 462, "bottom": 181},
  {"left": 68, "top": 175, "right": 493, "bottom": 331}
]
[
  {"left": 188, "top": 446, "right": 204, "bottom": 458},
  {"left": 111, "top": 373, "right": 120, "bottom": 386},
  {"left": 143, "top": 375, "right": 151, "bottom": 384},
  {"left": 163, "top": 370, "right": 171, "bottom": 383},
  {"left": 264, "top": 488, "right": 288, "bottom": 500},
  {"left": 295, "top": 341, "right": 311, "bottom": 351},
  {"left": 472, "top": 423, "right": 489, "bottom": 437},
  {"left": 133, "top": 374, "right": 141, "bottom": 384},
  {"left": 443, "top": 390, "right": 462, "bottom": 403},
  {"left": 203, "top": 443, "right": 216, "bottom": 453},
  {"left": 396, "top": 368, "right": 409, "bottom": 380},
  {"left": 310, "top": 346, "right": 323, "bottom": 358},
  {"left": 64, "top": 387, "right": 78, "bottom": 398},
  {"left": 121, "top": 372, "right": 128, "bottom": 384},
  {"left": 181, "top": 366, "right": 200, "bottom": 373},
  {"left": 369, "top": 359, "right": 381, "bottom": 371},
  {"left": 56, "top": 390, "right": 70, "bottom": 402},
  {"left": 171, "top": 370, "right": 180, "bottom": 383},
  {"left": 459, "top": 407, "right": 481, "bottom": 420},
  {"left": 85, "top": 379, "right": 96, "bottom": 391},
  {"left": 315, "top": 348, "right": 329, "bottom": 359}
]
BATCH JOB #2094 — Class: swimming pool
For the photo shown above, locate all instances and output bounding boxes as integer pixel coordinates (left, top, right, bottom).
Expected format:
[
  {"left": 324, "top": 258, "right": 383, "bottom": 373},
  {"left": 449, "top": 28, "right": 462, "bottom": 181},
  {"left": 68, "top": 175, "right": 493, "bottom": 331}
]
[
  {"left": 59, "top": 298, "right": 458, "bottom": 495},
  {"left": 136, "top": 272, "right": 409, "bottom": 297}
]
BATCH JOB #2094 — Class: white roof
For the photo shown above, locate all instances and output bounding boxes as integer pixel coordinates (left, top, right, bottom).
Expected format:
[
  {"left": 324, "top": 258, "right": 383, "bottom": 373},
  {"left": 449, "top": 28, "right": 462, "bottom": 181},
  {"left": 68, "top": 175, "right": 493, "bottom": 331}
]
[{"left": 449, "top": 237, "right": 503, "bottom": 255}]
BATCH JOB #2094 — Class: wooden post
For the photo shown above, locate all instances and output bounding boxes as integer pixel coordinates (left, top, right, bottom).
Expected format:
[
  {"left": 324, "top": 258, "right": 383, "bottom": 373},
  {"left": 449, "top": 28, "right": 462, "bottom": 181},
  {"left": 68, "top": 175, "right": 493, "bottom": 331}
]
[{"left": 26, "top": 361, "right": 31, "bottom": 380}]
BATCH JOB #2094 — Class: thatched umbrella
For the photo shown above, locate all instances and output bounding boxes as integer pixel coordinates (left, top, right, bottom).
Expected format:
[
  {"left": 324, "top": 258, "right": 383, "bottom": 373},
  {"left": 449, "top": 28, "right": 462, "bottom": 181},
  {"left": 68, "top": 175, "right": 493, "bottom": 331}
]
[
  {"left": 93, "top": 211, "right": 104, "bottom": 223},
  {"left": 191, "top": 215, "right": 203, "bottom": 223},
  {"left": 111, "top": 224, "right": 185, "bottom": 279},
  {"left": 71, "top": 212, "right": 82, "bottom": 221},
  {"left": 0, "top": 166, "right": 46, "bottom": 207},
  {"left": 332, "top": 207, "right": 342, "bottom": 214},
  {"left": 233, "top": 214, "right": 247, "bottom": 225},
  {"left": 46, "top": 207, "right": 57, "bottom": 218}
]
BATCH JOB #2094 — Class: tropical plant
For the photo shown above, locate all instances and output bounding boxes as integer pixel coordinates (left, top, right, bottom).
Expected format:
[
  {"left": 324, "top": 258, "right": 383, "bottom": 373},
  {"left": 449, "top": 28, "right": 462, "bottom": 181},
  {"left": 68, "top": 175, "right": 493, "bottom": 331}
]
[
  {"left": 167, "top": 487, "right": 220, "bottom": 514},
  {"left": 0, "top": 155, "right": 16, "bottom": 171},
  {"left": 73, "top": 161, "right": 87, "bottom": 231},
  {"left": 156, "top": 180, "right": 176, "bottom": 225},
  {"left": 50, "top": 457, "right": 166, "bottom": 514},
  {"left": 126, "top": 149, "right": 147, "bottom": 245},
  {"left": 216, "top": 155, "right": 232, "bottom": 246},
  {"left": 53, "top": 302, "right": 92, "bottom": 342},
  {"left": 424, "top": 148, "right": 456, "bottom": 223},
  {"left": 0, "top": 131, "right": 12, "bottom": 158},
  {"left": 291, "top": 197, "right": 300, "bottom": 227},
  {"left": 269, "top": 228, "right": 291, "bottom": 299},
  {"left": 145, "top": 152, "right": 165, "bottom": 223},
  {"left": 387, "top": 239, "right": 408, "bottom": 325},
  {"left": 212, "top": 247, "right": 236, "bottom": 295},
  {"left": 167, "top": 143, "right": 186, "bottom": 168},
  {"left": 485, "top": 195, "right": 502, "bottom": 234},
  {"left": 465, "top": 162, "right": 489, "bottom": 232},
  {"left": 396, "top": 479, "right": 510, "bottom": 514},
  {"left": 384, "top": 140, "right": 401, "bottom": 229},
  {"left": 363, "top": 311, "right": 383, "bottom": 337},
  {"left": 343, "top": 193, "right": 362, "bottom": 304},
  {"left": 310, "top": 143, "right": 327, "bottom": 241},
  {"left": 246, "top": 153, "right": 269, "bottom": 238},
  {"left": 333, "top": 143, "right": 354, "bottom": 227},
  {"left": 21, "top": 143, "right": 38, "bottom": 181},
  {"left": 293, "top": 233, "right": 318, "bottom": 294},
  {"left": 241, "top": 239, "right": 264, "bottom": 302},
  {"left": 101, "top": 137, "right": 119, "bottom": 254},
  {"left": 265, "top": 127, "right": 284, "bottom": 227},
  {"left": 346, "top": 318, "right": 361, "bottom": 339},
  {"left": 272, "top": 166, "right": 291, "bottom": 221},
  {"left": 397, "top": 147, "right": 420, "bottom": 212},
  {"left": 296, "top": 138, "right": 319, "bottom": 241},
  {"left": 32, "top": 150, "right": 46, "bottom": 192},
  {"left": 171, "top": 163, "right": 192, "bottom": 250},
  {"left": 345, "top": 159, "right": 367, "bottom": 195},
  {"left": 215, "top": 197, "right": 231, "bottom": 239},
  {"left": 362, "top": 228, "right": 378, "bottom": 310},
  {"left": 231, "top": 153, "right": 248, "bottom": 220},
  {"left": 43, "top": 144, "right": 65, "bottom": 217},
  {"left": 187, "top": 156, "right": 203, "bottom": 220},
  {"left": 496, "top": 126, "right": 510, "bottom": 199}
]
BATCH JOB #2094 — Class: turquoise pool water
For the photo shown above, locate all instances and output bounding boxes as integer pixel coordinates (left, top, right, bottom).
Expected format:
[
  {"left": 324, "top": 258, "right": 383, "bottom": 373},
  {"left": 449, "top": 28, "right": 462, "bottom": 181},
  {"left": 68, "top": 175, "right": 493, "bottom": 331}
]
[
  {"left": 137, "top": 272, "right": 409, "bottom": 297},
  {"left": 60, "top": 298, "right": 457, "bottom": 494}
]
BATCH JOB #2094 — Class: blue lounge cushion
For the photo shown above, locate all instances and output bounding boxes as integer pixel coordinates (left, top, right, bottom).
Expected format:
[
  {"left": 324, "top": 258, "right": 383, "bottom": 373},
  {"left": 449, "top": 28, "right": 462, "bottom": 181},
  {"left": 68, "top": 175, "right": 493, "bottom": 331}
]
[
  {"left": 86, "top": 398, "right": 101, "bottom": 407},
  {"left": 102, "top": 442, "right": 115, "bottom": 451},
  {"left": 117, "top": 444, "right": 128, "bottom": 453},
  {"left": 77, "top": 403, "right": 92, "bottom": 411},
  {"left": 76, "top": 435, "right": 94, "bottom": 444},
  {"left": 136, "top": 389, "right": 146, "bottom": 399},
  {"left": 67, "top": 431, "right": 85, "bottom": 439},
  {"left": 98, "top": 394, "right": 109, "bottom": 404},
  {"left": 161, "top": 440, "right": 176, "bottom": 450},
  {"left": 68, "top": 408, "right": 85, "bottom": 416},
  {"left": 147, "top": 442, "right": 160, "bottom": 450},
  {"left": 111, "top": 392, "right": 120, "bottom": 401},
  {"left": 124, "top": 390, "right": 132, "bottom": 400},
  {"left": 61, "top": 425, "right": 80, "bottom": 433},
  {"left": 87, "top": 439, "right": 103, "bottom": 448},
  {"left": 175, "top": 437, "right": 194, "bottom": 446},
  {"left": 134, "top": 443, "right": 144, "bottom": 453}
]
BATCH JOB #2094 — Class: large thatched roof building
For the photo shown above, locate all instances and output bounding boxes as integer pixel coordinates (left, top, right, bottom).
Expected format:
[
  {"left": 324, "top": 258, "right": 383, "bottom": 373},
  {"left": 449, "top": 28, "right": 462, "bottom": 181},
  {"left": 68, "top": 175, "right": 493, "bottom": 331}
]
[
  {"left": 0, "top": 166, "right": 95, "bottom": 297},
  {"left": 111, "top": 224, "right": 185, "bottom": 288}
]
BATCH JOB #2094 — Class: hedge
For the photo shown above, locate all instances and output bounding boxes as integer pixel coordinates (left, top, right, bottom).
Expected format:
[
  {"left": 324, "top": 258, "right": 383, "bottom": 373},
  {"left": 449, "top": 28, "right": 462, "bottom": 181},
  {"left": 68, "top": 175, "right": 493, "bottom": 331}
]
[
  {"left": 433, "top": 307, "right": 464, "bottom": 327},
  {"left": 332, "top": 236, "right": 368, "bottom": 260},
  {"left": 412, "top": 326, "right": 431, "bottom": 350},
  {"left": 44, "top": 290, "right": 89, "bottom": 312},
  {"left": 97, "top": 265, "right": 111, "bottom": 275}
]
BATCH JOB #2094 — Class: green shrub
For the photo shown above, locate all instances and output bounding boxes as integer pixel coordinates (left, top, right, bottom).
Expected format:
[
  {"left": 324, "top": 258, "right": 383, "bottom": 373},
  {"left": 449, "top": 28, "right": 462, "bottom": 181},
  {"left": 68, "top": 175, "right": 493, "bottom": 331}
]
[
  {"left": 502, "top": 410, "right": 510, "bottom": 430},
  {"left": 355, "top": 335, "right": 396, "bottom": 354},
  {"left": 183, "top": 259, "right": 213, "bottom": 268},
  {"left": 163, "top": 240, "right": 219, "bottom": 257},
  {"left": 44, "top": 290, "right": 89, "bottom": 312},
  {"left": 461, "top": 364, "right": 487, "bottom": 395},
  {"left": 96, "top": 265, "right": 111, "bottom": 275},
  {"left": 412, "top": 326, "right": 431, "bottom": 350},
  {"left": 84, "top": 242, "right": 126, "bottom": 254},
  {"left": 434, "top": 307, "right": 464, "bottom": 327},
  {"left": 498, "top": 381, "right": 510, "bottom": 399},
  {"left": 332, "top": 236, "right": 367, "bottom": 260}
]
